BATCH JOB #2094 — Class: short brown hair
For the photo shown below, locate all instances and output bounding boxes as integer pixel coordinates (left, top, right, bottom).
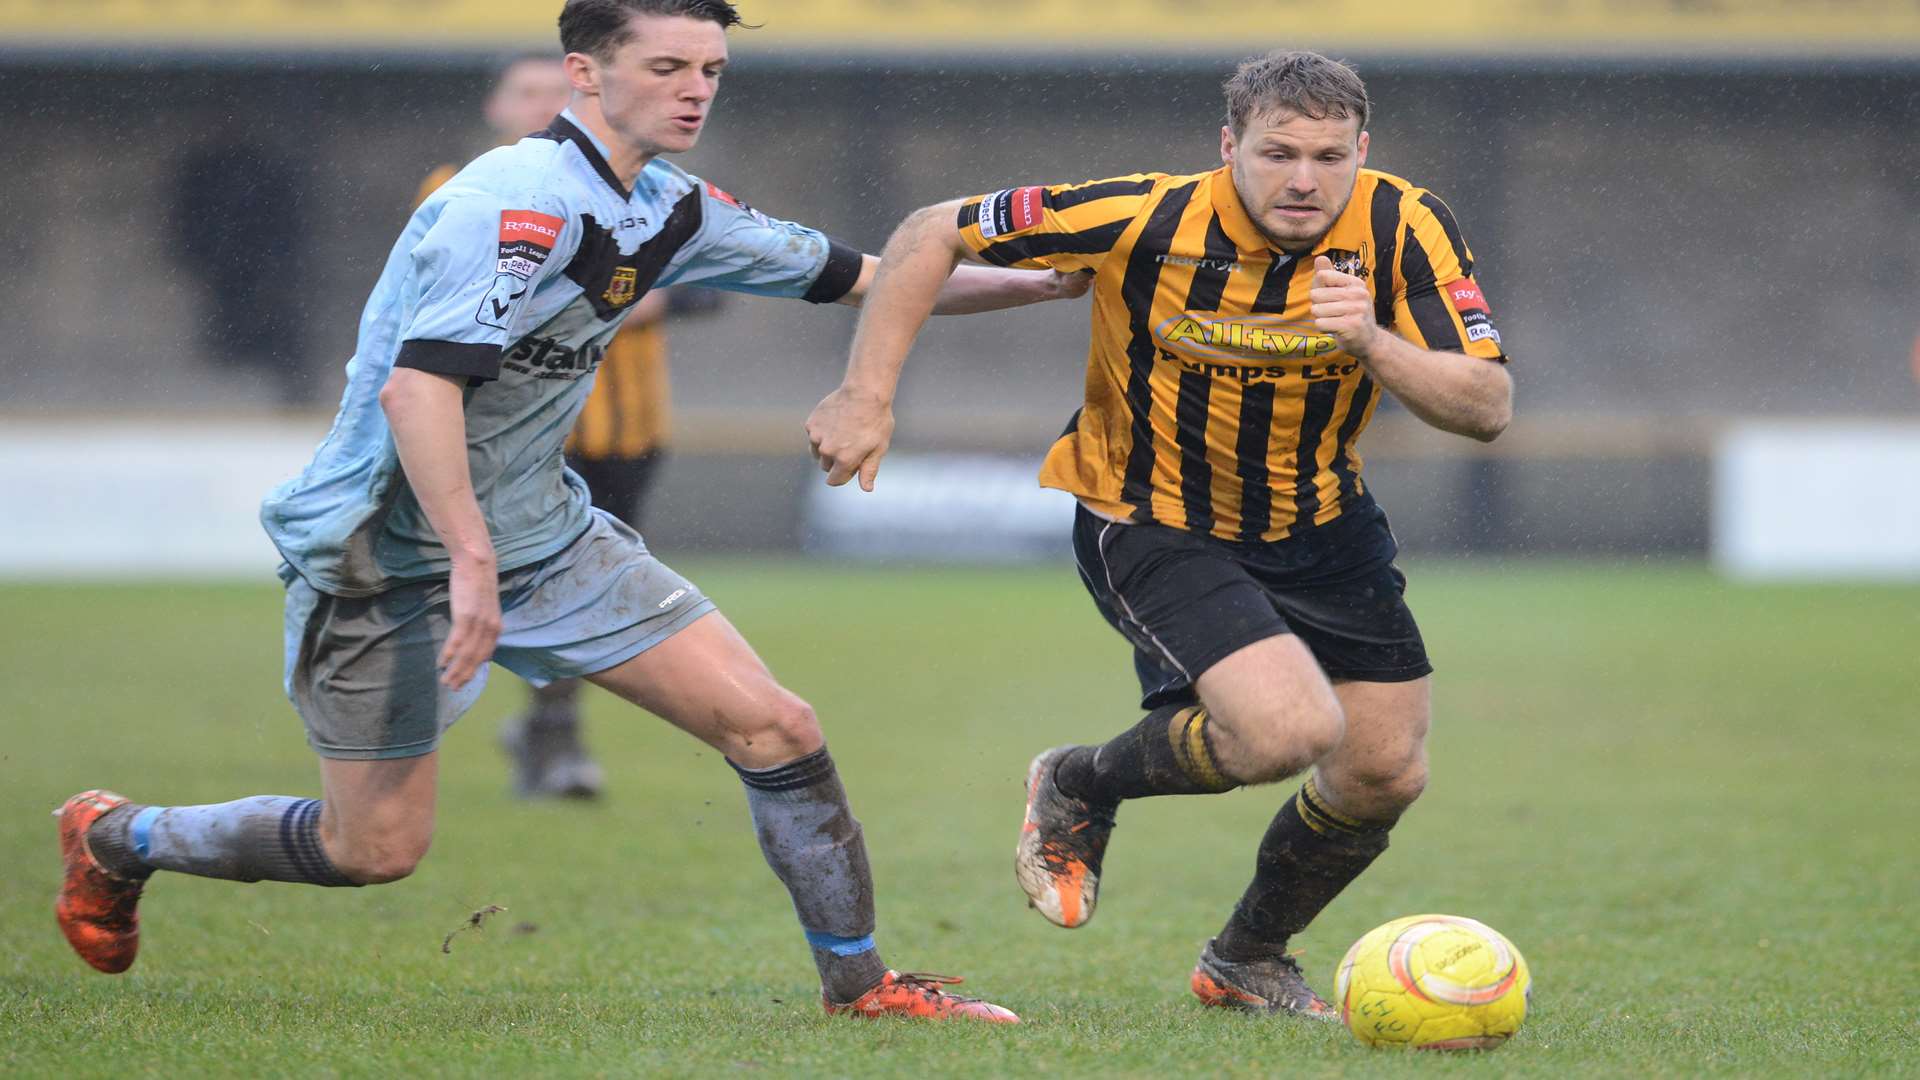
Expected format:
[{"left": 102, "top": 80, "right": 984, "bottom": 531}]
[
  {"left": 1223, "top": 50, "right": 1370, "bottom": 135},
  {"left": 559, "top": 0, "right": 747, "bottom": 60}
]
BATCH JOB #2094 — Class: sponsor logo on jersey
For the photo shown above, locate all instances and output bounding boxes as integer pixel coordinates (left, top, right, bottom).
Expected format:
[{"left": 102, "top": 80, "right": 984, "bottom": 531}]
[
  {"left": 1166, "top": 355, "right": 1361, "bottom": 384},
  {"left": 1009, "top": 185, "right": 1045, "bottom": 231},
  {"left": 1447, "top": 278, "right": 1489, "bottom": 313},
  {"left": 1154, "top": 313, "right": 1340, "bottom": 361},
  {"left": 976, "top": 186, "right": 1045, "bottom": 241},
  {"left": 705, "top": 182, "right": 773, "bottom": 226},
  {"left": 1322, "top": 243, "right": 1371, "bottom": 279},
  {"left": 603, "top": 267, "right": 638, "bottom": 308},
  {"left": 1157, "top": 253, "right": 1244, "bottom": 273},
  {"left": 499, "top": 334, "right": 605, "bottom": 380},
  {"left": 500, "top": 210, "right": 563, "bottom": 247},
  {"left": 476, "top": 277, "right": 527, "bottom": 331},
  {"left": 497, "top": 209, "right": 566, "bottom": 280},
  {"left": 1445, "top": 277, "right": 1501, "bottom": 345}
]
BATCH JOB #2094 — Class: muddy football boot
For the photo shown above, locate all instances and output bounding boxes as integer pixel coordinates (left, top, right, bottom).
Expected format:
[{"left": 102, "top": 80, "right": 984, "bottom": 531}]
[
  {"left": 824, "top": 971, "right": 1019, "bottom": 1023},
  {"left": 54, "top": 790, "right": 147, "bottom": 974},
  {"left": 1191, "top": 937, "right": 1337, "bottom": 1019},
  {"left": 1014, "top": 746, "right": 1117, "bottom": 928}
]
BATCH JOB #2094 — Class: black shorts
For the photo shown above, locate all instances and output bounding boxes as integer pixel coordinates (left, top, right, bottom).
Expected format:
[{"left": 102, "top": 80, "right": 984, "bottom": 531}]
[{"left": 1072, "top": 500, "right": 1432, "bottom": 710}]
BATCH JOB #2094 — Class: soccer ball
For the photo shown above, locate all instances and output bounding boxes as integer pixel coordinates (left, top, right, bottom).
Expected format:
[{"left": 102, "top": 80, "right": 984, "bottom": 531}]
[{"left": 1334, "top": 914, "right": 1530, "bottom": 1051}]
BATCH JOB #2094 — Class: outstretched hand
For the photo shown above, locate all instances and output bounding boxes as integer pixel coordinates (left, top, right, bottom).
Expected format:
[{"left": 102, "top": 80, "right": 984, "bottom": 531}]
[
  {"left": 806, "top": 386, "right": 895, "bottom": 492},
  {"left": 1310, "top": 255, "right": 1381, "bottom": 358}
]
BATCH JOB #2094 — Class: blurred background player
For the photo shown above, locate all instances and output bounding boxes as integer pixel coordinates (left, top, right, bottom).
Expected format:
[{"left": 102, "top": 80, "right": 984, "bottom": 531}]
[
  {"left": 417, "top": 53, "right": 721, "bottom": 799},
  {"left": 809, "top": 50, "right": 1510, "bottom": 1018}
]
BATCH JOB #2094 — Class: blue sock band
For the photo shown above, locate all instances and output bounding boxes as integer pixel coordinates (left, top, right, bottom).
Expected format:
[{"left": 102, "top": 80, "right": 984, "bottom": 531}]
[
  {"left": 129, "top": 806, "right": 164, "bottom": 861},
  {"left": 804, "top": 931, "right": 876, "bottom": 957}
]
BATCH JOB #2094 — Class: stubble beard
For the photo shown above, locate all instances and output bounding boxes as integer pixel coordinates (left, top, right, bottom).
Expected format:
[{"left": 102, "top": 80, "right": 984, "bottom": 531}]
[{"left": 1232, "top": 163, "right": 1356, "bottom": 254}]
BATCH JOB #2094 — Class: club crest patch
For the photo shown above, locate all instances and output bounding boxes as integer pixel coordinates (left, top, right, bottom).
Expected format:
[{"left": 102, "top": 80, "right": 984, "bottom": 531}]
[
  {"left": 603, "top": 266, "right": 638, "bottom": 308},
  {"left": 1322, "top": 243, "right": 1371, "bottom": 279}
]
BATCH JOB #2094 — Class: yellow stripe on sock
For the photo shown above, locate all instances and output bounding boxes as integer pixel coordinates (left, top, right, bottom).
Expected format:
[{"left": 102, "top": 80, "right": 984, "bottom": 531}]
[
  {"left": 1301, "top": 776, "right": 1367, "bottom": 834},
  {"left": 1167, "top": 707, "right": 1234, "bottom": 793}
]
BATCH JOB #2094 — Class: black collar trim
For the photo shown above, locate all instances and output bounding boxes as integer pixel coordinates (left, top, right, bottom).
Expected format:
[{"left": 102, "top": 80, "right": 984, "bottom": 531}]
[{"left": 535, "top": 116, "right": 631, "bottom": 201}]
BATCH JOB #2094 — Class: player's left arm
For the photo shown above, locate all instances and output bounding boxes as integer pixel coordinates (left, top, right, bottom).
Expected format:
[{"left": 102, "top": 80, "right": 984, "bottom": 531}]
[
  {"left": 1312, "top": 194, "right": 1512, "bottom": 442},
  {"left": 833, "top": 247, "right": 1089, "bottom": 315},
  {"left": 662, "top": 182, "right": 1087, "bottom": 315}
]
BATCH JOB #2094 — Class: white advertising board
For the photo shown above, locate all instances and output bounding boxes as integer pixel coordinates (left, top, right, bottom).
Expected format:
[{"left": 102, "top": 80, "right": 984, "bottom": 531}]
[
  {"left": 0, "top": 420, "right": 324, "bottom": 579},
  {"left": 803, "top": 454, "right": 1075, "bottom": 562},
  {"left": 1712, "top": 421, "right": 1920, "bottom": 581}
]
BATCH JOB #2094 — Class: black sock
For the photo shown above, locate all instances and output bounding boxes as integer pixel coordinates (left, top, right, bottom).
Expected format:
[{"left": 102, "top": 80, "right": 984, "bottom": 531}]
[
  {"left": 1053, "top": 704, "right": 1241, "bottom": 804},
  {"left": 1214, "top": 776, "right": 1392, "bottom": 962}
]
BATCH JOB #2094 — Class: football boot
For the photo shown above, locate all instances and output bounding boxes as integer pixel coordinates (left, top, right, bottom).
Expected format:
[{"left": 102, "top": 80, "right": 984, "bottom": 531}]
[
  {"left": 1014, "top": 746, "right": 1116, "bottom": 928},
  {"left": 54, "top": 790, "right": 147, "bottom": 974},
  {"left": 824, "top": 971, "right": 1019, "bottom": 1023}
]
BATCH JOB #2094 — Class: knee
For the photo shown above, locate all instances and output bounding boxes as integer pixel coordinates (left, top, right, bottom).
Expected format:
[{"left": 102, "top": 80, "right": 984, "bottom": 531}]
[
  {"left": 732, "top": 693, "right": 823, "bottom": 766},
  {"left": 1216, "top": 693, "right": 1346, "bottom": 785},
  {"left": 1325, "top": 756, "right": 1428, "bottom": 819},
  {"left": 328, "top": 833, "right": 432, "bottom": 885}
]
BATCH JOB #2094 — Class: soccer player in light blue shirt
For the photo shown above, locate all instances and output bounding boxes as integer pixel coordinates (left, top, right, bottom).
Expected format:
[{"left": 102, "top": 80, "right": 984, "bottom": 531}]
[{"left": 56, "top": 0, "right": 1089, "bottom": 1021}]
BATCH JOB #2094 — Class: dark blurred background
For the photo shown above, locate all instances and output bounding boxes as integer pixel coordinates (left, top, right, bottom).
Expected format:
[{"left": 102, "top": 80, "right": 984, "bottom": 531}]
[{"left": 1, "top": 0, "right": 1916, "bottom": 568}]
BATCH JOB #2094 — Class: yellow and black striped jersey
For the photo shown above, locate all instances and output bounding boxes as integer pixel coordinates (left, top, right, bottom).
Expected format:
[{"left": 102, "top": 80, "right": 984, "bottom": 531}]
[
  {"left": 959, "top": 168, "right": 1507, "bottom": 543},
  {"left": 416, "top": 163, "right": 671, "bottom": 460}
]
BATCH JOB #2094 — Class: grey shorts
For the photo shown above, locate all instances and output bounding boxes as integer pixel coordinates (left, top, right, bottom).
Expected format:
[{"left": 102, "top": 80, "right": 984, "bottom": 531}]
[{"left": 281, "top": 511, "right": 715, "bottom": 760}]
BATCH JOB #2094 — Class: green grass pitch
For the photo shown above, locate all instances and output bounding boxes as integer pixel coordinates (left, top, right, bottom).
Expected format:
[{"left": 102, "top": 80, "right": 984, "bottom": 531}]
[{"left": 2, "top": 561, "right": 1915, "bottom": 1077}]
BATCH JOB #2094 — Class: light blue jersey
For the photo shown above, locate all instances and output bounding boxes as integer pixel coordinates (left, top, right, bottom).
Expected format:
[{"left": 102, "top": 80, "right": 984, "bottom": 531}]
[{"left": 262, "top": 110, "right": 860, "bottom": 596}]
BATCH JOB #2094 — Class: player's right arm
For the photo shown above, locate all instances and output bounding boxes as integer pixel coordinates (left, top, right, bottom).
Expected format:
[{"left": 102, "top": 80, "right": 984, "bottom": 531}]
[
  {"left": 807, "top": 176, "right": 1156, "bottom": 490},
  {"left": 379, "top": 368, "right": 498, "bottom": 689},
  {"left": 380, "top": 189, "right": 574, "bottom": 687}
]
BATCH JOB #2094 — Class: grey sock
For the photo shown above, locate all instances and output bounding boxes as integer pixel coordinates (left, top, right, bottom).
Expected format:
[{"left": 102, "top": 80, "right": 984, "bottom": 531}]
[
  {"left": 93, "top": 797, "right": 358, "bottom": 886},
  {"left": 528, "top": 680, "right": 583, "bottom": 732},
  {"left": 732, "top": 748, "right": 888, "bottom": 1003}
]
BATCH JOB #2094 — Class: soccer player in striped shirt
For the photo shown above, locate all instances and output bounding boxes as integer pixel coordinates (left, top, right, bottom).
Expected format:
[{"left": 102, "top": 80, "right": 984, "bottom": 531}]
[{"left": 808, "top": 50, "right": 1513, "bottom": 1018}]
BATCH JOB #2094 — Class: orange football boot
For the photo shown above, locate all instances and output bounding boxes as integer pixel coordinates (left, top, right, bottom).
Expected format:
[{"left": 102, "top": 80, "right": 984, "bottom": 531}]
[
  {"left": 54, "top": 789, "right": 147, "bottom": 974},
  {"left": 1013, "top": 747, "right": 1116, "bottom": 928},
  {"left": 823, "top": 971, "right": 1020, "bottom": 1023}
]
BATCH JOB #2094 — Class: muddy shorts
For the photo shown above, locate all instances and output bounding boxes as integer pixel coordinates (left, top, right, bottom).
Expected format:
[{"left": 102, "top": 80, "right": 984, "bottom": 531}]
[{"left": 281, "top": 510, "right": 714, "bottom": 760}]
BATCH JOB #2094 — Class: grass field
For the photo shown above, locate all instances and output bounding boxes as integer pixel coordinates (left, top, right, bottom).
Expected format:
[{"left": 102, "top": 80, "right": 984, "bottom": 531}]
[{"left": 2, "top": 561, "right": 1916, "bottom": 1077}]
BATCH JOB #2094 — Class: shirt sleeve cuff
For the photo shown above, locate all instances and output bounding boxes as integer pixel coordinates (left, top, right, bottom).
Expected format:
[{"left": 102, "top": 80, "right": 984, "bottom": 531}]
[
  {"left": 393, "top": 339, "right": 504, "bottom": 382},
  {"left": 801, "top": 238, "right": 864, "bottom": 304}
]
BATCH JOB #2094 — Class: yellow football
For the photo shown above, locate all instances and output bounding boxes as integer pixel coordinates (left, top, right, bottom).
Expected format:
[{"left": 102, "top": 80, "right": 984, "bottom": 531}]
[{"left": 1335, "top": 914, "right": 1531, "bottom": 1051}]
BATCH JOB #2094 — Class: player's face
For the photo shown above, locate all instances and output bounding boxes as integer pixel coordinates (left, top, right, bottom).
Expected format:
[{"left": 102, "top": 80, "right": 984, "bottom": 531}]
[
  {"left": 574, "top": 15, "right": 728, "bottom": 157},
  {"left": 483, "top": 59, "right": 572, "bottom": 144},
  {"left": 1222, "top": 110, "right": 1369, "bottom": 252}
]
